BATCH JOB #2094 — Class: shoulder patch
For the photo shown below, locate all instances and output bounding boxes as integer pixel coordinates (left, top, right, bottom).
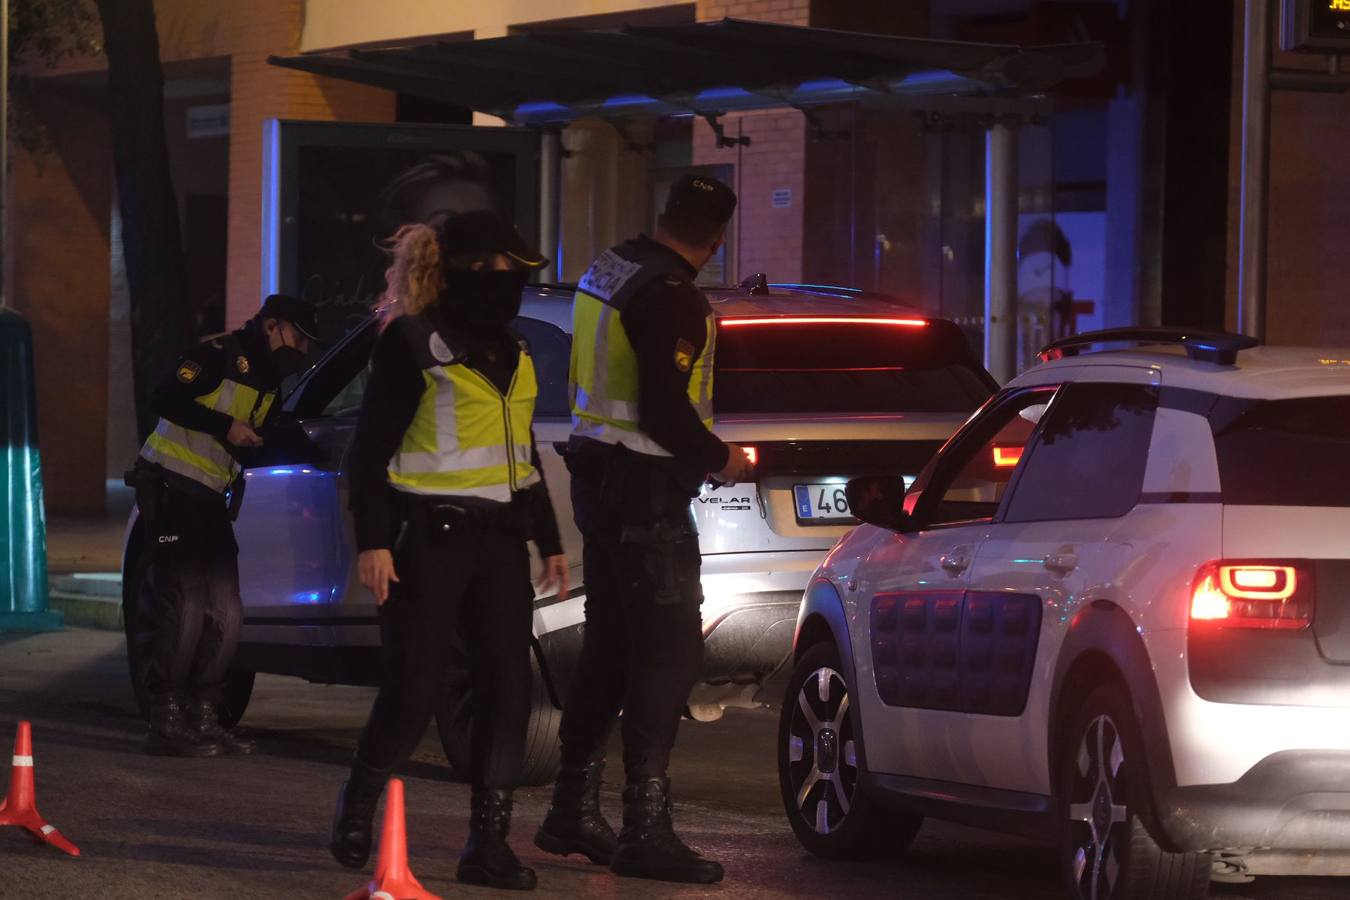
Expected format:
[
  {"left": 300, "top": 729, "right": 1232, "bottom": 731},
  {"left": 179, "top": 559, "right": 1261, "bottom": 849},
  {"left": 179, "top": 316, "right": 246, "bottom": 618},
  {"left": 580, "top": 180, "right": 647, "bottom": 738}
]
[
  {"left": 235, "top": 355, "right": 250, "bottom": 375},
  {"left": 177, "top": 360, "right": 202, "bottom": 383},
  {"left": 429, "top": 331, "right": 455, "bottom": 364},
  {"left": 674, "top": 338, "right": 696, "bottom": 373}
]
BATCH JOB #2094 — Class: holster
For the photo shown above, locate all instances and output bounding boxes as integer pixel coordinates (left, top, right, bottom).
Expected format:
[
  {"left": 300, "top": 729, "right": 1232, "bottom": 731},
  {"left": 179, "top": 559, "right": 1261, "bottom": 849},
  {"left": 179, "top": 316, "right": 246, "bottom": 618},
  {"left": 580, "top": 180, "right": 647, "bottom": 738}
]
[
  {"left": 225, "top": 473, "right": 247, "bottom": 522},
  {"left": 124, "top": 466, "right": 164, "bottom": 527}
]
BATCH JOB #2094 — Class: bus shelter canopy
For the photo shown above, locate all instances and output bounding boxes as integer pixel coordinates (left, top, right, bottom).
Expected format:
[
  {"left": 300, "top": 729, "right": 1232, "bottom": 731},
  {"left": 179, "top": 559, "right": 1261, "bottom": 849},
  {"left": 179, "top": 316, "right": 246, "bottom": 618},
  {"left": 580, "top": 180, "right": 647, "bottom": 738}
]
[{"left": 269, "top": 17, "right": 1103, "bottom": 126}]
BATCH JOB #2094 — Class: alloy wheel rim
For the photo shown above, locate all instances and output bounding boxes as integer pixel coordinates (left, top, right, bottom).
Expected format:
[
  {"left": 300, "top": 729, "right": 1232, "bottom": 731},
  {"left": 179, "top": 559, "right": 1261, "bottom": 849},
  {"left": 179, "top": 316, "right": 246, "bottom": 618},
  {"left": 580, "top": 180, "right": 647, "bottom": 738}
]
[
  {"left": 786, "top": 666, "right": 858, "bottom": 835},
  {"left": 1066, "top": 713, "right": 1130, "bottom": 900}
]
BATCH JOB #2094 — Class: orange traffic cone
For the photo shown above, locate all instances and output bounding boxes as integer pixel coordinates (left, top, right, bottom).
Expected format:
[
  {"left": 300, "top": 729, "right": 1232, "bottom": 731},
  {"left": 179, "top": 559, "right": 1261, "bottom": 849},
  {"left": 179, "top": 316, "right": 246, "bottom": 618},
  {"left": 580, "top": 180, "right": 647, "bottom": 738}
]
[
  {"left": 344, "top": 778, "right": 440, "bottom": 900},
  {"left": 0, "top": 720, "right": 80, "bottom": 856}
]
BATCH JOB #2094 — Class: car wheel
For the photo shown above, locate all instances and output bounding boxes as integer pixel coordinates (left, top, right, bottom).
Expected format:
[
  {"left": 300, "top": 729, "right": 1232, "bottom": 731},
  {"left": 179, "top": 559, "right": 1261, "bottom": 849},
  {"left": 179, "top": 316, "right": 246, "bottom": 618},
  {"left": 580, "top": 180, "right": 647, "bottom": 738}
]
[
  {"left": 1059, "top": 683, "right": 1210, "bottom": 900},
  {"left": 124, "top": 550, "right": 255, "bottom": 728},
  {"left": 778, "top": 640, "right": 921, "bottom": 859},
  {"left": 436, "top": 649, "right": 561, "bottom": 787}
]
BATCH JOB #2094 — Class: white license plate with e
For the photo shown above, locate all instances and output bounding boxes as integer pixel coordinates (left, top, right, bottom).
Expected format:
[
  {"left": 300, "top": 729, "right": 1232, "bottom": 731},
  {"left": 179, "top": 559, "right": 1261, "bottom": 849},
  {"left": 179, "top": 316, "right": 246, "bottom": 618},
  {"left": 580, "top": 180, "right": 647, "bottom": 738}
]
[{"left": 793, "top": 483, "right": 856, "bottom": 523}]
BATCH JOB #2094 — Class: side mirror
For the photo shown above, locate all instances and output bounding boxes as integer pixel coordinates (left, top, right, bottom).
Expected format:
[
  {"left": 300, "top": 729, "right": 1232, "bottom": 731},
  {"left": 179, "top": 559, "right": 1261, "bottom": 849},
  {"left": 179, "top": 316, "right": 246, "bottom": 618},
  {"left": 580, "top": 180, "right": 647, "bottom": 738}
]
[{"left": 845, "top": 475, "right": 916, "bottom": 533}]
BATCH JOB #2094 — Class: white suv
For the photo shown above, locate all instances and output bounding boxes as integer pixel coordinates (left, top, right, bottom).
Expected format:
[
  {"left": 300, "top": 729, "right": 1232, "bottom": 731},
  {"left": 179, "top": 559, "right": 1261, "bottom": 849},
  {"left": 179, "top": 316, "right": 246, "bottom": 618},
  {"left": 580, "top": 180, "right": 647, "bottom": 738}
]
[{"left": 778, "top": 328, "right": 1350, "bottom": 898}]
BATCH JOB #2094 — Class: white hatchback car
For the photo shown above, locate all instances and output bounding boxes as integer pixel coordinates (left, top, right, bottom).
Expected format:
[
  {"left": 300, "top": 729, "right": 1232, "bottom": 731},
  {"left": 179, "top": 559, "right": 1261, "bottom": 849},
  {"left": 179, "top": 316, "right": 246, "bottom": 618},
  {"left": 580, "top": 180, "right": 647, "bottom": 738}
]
[{"left": 779, "top": 328, "right": 1350, "bottom": 898}]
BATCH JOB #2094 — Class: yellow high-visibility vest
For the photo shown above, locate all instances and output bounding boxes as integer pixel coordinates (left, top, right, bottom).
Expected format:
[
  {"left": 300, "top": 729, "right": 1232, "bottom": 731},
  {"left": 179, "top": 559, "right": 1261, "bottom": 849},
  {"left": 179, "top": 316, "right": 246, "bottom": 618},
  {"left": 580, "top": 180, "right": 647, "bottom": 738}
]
[
  {"left": 139, "top": 334, "right": 275, "bottom": 494},
  {"left": 386, "top": 314, "right": 540, "bottom": 502},
  {"left": 569, "top": 247, "right": 714, "bottom": 457}
]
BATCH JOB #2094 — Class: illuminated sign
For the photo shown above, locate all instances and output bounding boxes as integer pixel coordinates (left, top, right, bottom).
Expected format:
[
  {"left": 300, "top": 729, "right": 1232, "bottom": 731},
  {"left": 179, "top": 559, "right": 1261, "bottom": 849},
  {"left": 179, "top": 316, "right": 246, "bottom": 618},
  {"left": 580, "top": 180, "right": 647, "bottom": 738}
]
[{"left": 1281, "top": 0, "right": 1350, "bottom": 51}]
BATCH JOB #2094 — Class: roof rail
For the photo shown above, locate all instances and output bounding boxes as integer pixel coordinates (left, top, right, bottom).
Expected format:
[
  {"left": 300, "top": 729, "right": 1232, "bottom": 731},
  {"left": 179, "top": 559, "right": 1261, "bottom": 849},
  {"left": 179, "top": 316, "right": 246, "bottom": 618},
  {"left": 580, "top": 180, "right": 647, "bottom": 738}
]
[{"left": 1037, "top": 327, "right": 1260, "bottom": 366}]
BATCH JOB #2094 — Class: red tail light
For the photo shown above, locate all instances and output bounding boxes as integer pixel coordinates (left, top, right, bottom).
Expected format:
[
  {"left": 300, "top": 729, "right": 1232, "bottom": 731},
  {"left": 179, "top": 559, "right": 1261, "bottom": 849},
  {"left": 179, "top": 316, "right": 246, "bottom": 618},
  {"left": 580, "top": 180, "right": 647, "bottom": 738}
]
[
  {"left": 993, "top": 446, "right": 1023, "bottom": 468},
  {"left": 743, "top": 446, "right": 758, "bottom": 466},
  {"left": 1190, "top": 561, "right": 1313, "bottom": 630}
]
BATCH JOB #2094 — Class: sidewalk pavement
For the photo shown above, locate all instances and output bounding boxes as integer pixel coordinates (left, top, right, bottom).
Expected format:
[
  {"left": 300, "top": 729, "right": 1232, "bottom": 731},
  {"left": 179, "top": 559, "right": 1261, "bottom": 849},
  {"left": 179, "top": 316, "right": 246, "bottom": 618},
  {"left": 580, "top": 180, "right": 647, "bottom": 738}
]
[{"left": 42, "top": 481, "right": 132, "bottom": 631}]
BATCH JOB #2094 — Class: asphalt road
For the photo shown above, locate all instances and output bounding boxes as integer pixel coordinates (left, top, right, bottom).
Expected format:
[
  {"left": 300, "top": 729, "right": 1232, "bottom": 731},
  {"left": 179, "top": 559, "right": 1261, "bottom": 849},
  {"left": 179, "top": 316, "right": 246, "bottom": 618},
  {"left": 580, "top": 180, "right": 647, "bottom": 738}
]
[{"left": 0, "top": 628, "right": 1343, "bottom": 899}]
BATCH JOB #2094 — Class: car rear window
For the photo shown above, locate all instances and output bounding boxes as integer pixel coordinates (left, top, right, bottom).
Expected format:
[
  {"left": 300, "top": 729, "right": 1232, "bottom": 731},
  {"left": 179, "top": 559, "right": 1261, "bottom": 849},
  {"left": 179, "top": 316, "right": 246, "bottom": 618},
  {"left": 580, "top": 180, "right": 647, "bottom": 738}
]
[
  {"left": 713, "top": 319, "right": 992, "bottom": 414},
  {"left": 1215, "top": 395, "right": 1350, "bottom": 506}
]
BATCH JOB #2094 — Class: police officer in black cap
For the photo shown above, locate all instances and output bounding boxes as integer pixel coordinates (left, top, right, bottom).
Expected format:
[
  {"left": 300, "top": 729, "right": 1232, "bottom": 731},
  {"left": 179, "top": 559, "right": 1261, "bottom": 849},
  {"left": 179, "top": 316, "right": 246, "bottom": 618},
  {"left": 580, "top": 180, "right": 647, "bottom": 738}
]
[
  {"left": 129, "top": 294, "right": 317, "bottom": 757},
  {"left": 534, "top": 175, "right": 753, "bottom": 884}
]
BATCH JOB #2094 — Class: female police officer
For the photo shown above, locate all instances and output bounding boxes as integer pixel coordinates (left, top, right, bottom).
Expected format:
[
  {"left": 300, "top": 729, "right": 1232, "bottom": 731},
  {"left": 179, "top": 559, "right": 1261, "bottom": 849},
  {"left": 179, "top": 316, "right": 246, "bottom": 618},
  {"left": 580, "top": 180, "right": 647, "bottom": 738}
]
[{"left": 329, "top": 210, "right": 567, "bottom": 891}]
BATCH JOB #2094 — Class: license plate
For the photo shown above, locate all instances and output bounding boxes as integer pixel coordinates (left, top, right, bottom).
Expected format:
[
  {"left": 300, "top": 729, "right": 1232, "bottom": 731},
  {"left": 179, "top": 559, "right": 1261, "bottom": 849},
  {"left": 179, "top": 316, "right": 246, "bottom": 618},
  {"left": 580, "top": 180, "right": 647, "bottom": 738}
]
[{"left": 793, "top": 483, "right": 856, "bottom": 523}]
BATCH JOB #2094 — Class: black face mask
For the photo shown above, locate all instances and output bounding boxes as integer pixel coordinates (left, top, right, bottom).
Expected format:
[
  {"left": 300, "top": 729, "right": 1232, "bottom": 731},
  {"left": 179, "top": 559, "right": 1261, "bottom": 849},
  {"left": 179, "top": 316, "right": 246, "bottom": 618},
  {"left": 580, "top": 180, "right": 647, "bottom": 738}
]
[
  {"left": 440, "top": 269, "right": 528, "bottom": 330},
  {"left": 271, "top": 338, "right": 308, "bottom": 380}
]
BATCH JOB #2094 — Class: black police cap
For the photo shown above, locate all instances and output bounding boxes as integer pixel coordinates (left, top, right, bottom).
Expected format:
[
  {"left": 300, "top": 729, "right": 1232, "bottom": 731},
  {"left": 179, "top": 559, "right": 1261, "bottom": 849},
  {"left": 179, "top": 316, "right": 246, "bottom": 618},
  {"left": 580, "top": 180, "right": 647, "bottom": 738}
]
[
  {"left": 437, "top": 209, "right": 548, "bottom": 269},
  {"left": 259, "top": 294, "right": 320, "bottom": 341},
  {"left": 663, "top": 174, "right": 737, "bottom": 227}
]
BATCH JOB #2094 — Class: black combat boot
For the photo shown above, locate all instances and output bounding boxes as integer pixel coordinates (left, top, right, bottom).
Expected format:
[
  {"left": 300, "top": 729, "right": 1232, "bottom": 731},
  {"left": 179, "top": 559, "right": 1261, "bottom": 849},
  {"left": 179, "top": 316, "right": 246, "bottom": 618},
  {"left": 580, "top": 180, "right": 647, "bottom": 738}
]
[
  {"left": 329, "top": 760, "right": 388, "bottom": 870},
  {"left": 191, "top": 699, "right": 256, "bottom": 756},
  {"left": 457, "top": 789, "right": 537, "bottom": 891},
  {"left": 610, "top": 777, "right": 723, "bottom": 884},
  {"left": 146, "top": 693, "right": 221, "bottom": 758},
  {"left": 535, "top": 760, "right": 618, "bottom": 865}
]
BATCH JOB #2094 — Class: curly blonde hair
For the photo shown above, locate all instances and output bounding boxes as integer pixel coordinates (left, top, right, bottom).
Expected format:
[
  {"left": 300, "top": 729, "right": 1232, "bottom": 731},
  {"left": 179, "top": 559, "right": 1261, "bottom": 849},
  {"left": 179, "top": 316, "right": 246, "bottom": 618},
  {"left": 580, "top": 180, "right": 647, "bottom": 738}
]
[{"left": 380, "top": 223, "right": 444, "bottom": 316}]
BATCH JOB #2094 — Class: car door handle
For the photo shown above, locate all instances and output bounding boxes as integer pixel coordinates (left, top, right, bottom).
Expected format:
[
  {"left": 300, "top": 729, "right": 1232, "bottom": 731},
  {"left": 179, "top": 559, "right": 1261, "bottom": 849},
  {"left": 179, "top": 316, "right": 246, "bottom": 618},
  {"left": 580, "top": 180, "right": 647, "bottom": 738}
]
[
  {"left": 1044, "top": 552, "right": 1079, "bottom": 574},
  {"left": 940, "top": 548, "right": 971, "bottom": 575}
]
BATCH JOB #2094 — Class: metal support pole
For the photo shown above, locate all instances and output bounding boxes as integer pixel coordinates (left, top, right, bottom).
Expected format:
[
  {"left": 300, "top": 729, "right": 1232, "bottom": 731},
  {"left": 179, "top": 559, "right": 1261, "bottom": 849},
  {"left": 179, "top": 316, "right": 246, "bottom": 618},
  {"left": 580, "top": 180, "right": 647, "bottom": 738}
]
[
  {"left": 539, "top": 130, "right": 561, "bottom": 283},
  {"left": 984, "top": 119, "right": 1019, "bottom": 384},
  {"left": 1237, "top": 0, "right": 1272, "bottom": 340}
]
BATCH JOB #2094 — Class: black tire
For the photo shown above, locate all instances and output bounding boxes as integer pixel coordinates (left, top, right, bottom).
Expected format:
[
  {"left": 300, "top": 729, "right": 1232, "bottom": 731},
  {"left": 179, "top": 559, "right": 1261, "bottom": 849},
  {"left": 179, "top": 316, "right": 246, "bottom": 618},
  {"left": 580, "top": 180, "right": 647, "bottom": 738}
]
[
  {"left": 778, "top": 640, "right": 922, "bottom": 859},
  {"left": 123, "top": 547, "right": 255, "bottom": 729},
  {"left": 1058, "top": 683, "right": 1210, "bottom": 900},
  {"left": 436, "top": 648, "right": 562, "bottom": 787}
]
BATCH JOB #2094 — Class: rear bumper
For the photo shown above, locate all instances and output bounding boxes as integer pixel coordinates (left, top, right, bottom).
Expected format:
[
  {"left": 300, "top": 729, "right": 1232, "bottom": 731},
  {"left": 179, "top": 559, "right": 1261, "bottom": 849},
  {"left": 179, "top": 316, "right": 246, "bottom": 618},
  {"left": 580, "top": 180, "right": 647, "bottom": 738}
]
[
  {"left": 1157, "top": 751, "right": 1350, "bottom": 853},
  {"left": 700, "top": 591, "right": 800, "bottom": 683}
]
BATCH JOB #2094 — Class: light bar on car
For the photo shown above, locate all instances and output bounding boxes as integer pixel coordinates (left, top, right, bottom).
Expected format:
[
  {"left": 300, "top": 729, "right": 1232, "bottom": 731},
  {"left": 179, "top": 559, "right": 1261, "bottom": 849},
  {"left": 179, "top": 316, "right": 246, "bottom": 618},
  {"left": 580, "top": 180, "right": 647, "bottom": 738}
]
[{"left": 719, "top": 316, "right": 928, "bottom": 327}]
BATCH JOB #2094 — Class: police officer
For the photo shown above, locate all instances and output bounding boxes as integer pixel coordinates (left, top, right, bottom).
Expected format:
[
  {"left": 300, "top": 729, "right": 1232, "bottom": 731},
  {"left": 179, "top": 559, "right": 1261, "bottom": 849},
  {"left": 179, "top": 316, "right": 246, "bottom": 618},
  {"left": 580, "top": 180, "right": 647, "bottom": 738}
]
[
  {"left": 329, "top": 211, "right": 567, "bottom": 892},
  {"left": 130, "top": 294, "right": 317, "bottom": 757},
  {"left": 534, "top": 175, "right": 753, "bottom": 884}
]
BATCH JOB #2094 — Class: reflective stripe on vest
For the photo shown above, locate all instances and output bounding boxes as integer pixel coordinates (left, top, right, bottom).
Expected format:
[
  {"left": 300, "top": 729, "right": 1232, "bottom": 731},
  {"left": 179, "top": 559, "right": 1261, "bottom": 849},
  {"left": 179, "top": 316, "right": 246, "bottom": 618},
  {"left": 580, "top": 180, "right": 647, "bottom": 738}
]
[
  {"left": 139, "top": 378, "right": 275, "bottom": 494},
  {"left": 387, "top": 348, "right": 540, "bottom": 502},
  {"left": 569, "top": 249, "right": 715, "bottom": 457}
]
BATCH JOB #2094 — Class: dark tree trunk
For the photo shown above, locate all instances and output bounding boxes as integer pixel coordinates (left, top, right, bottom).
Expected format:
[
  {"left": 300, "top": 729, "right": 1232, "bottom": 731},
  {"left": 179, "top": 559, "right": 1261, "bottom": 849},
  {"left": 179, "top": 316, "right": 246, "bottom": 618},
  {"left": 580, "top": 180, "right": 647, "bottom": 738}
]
[{"left": 95, "top": 0, "right": 191, "bottom": 440}]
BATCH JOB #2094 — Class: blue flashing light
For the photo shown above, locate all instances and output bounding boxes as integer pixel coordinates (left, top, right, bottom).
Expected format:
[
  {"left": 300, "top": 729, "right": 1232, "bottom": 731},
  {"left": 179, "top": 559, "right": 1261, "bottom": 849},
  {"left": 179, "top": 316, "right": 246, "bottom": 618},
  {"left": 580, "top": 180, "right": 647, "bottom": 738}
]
[
  {"left": 694, "top": 86, "right": 756, "bottom": 102},
  {"left": 602, "top": 93, "right": 659, "bottom": 108},
  {"left": 795, "top": 78, "right": 854, "bottom": 93},
  {"left": 267, "top": 468, "right": 295, "bottom": 476},
  {"left": 515, "top": 101, "right": 570, "bottom": 116},
  {"left": 292, "top": 590, "right": 323, "bottom": 604}
]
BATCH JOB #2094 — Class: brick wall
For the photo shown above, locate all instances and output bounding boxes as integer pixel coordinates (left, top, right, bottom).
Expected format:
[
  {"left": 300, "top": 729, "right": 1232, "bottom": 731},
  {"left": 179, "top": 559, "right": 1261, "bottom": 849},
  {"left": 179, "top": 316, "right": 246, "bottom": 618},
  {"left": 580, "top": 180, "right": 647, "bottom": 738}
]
[
  {"left": 10, "top": 89, "right": 113, "bottom": 515},
  {"left": 222, "top": 0, "right": 395, "bottom": 327},
  {"left": 694, "top": 0, "right": 809, "bottom": 283}
]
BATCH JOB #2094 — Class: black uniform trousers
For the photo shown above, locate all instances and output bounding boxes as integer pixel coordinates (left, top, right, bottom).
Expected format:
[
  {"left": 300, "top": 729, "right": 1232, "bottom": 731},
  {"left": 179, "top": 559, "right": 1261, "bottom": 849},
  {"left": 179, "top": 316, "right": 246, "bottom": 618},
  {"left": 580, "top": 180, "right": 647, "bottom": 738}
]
[
  {"left": 557, "top": 447, "right": 705, "bottom": 781},
  {"left": 141, "top": 483, "right": 243, "bottom": 706},
  {"left": 355, "top": 499, "right": 535, "bottom": 791}
]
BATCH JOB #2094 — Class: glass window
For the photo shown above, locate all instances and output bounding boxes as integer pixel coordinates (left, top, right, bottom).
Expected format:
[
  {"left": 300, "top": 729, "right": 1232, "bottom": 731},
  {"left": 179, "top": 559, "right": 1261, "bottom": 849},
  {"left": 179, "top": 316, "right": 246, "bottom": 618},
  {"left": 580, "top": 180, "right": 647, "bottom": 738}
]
[
  {"left": 513, "top": 317, "right": 571, "bottom": 419},
  {"left": 1002, "top": 382, "right": 1159, "bottom": 523},
  {"left": 288, "top": 317, "right": 379, "bottom": 419},
  {"left": 911, "top": 389, "right": 1056, "bottom": 528},
  {"left": 714, "top": 319, "right": 993, "bottom": 415},
  {"left": 1213, "top": 395, "right": 1350, "bottom": 507}
]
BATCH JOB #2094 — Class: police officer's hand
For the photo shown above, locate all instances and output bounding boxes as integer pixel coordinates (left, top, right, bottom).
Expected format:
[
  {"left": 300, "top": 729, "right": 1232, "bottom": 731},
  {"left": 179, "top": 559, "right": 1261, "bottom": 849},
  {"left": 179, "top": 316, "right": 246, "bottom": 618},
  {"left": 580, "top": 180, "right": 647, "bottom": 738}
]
[
  {"left": 536, "top": 554, "right": 569, "bottom": 600},
  {"left": 227, "top": 420, "right": 264, "bottom": 448},
  {"left": 359, "top": 549, "right": 400, "bottom": 604},
  {"left": 714, "top": 443, "right": 755, "bottom": 485}
]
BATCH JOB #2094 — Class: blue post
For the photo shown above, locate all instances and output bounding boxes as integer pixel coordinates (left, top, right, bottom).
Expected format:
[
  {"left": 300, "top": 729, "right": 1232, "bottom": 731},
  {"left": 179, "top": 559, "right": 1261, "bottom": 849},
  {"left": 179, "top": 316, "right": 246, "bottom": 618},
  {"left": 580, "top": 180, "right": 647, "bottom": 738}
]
[{"left": 0, "top": 308, "right": 62, "bottom": 632}]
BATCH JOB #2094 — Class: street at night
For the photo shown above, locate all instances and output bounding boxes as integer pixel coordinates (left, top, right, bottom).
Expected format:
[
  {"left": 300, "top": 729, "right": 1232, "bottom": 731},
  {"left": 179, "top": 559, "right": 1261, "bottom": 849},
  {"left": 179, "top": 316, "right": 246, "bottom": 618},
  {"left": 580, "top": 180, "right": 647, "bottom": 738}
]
[{"left": 0, "top": 628, "right": 1343, "bottom": 899}]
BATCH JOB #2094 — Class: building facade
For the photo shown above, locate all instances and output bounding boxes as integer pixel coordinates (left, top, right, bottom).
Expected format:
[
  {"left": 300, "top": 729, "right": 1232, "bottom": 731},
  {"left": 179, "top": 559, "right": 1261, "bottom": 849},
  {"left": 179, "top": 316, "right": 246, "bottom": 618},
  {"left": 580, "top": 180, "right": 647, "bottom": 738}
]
[{"left": 9, "top": 0, "right": 1350, "bottom": 514}]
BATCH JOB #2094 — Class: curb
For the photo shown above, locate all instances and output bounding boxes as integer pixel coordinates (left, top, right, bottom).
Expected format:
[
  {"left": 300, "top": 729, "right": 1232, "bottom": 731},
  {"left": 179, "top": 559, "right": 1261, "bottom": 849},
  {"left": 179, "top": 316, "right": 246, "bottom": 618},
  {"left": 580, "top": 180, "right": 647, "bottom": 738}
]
[{"left": 48, "top": 574, "right": 122, "bottom": 632}]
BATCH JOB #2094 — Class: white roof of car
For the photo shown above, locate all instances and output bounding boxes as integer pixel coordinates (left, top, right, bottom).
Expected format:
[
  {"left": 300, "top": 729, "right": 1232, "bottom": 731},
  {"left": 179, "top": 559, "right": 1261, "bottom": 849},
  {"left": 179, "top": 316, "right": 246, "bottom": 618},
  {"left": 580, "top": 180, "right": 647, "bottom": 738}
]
[{"left": 1014, "top": 345, "right": 1350, "bottom": 400}]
